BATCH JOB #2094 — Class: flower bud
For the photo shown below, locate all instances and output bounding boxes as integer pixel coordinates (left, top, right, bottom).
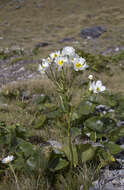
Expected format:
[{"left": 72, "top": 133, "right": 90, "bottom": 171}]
[{"left": 88, "top": 75, "right": 93, "bottom": 80}]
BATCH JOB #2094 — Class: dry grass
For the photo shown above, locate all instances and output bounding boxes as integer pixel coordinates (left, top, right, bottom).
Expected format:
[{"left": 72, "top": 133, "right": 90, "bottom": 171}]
[
  {"left": 0, "top": 0, "right": 124, "bottom": 55},
  {"left": 0, "top": 77, "right": 54, "bottom": 96}
]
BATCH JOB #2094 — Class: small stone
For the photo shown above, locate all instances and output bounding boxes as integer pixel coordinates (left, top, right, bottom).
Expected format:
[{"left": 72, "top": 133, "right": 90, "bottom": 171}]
[
  {"left": 119, "top": 169, "right": 124, "bottom": 176},
  {"left": 103, "top": 183, "right": 117, "bottom": 190},
  {"left": 80, "top": 185, "right": 84, "bottom": 190},
  {"left": 112, "top": 179, "right": 120, "bottom": 185},
  {"left": 47, "top": 140, "right": 62, "bottom": 149},
  {"left": 89, "top": 187, "right": 98, "bottom": 190},
  {"left": 22, "top": 90, "right": 30, "bottom": 100},
  {"left": 16, "top": 67, "right": 25, "bottom": 73},
  {"left": 115, "top": 47, "right": 119, "bottom": 52},
  {"left": 59, "top": 37, "right": 74, "bottom": 43},
  {"left": 117, "top": 120, "right": 124, "bottom": 127},
  {"left": 15, "top": 5, "right": 22, "bottom": 9},
  {"left": 109, "top": 161, "right": 122, "bottom": 170},
  {"left": 120, "top": 178, "right": 124, "bottom": 185},
  {"left": 36, "top": 42, "right": 49, "bottom": 48},
  {"left": 116, "top": 137, "right": 124, "bottom": 145},
  {"left": 80, "top": 26, "right": 106, "bottom": 39},
  {"left": 120, "top": 145, "right": 124, "bottom": 149},
  {"left": 115, "top": 151, "right": 124, "bottom": 160}
]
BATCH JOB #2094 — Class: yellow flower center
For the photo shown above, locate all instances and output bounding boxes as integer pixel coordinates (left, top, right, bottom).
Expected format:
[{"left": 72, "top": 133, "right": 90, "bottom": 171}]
[
  {"left": 76, "top": 62, "right": 82, "bottom": 68},
  {"left": 58, "top": 60, "right": 64, "bottom": 66},
  {"left": 54, "top": 54, "right": 57, "bottom": 58},
  {"left": 96, "top": 87, "right": 100, "bottom": 92}
]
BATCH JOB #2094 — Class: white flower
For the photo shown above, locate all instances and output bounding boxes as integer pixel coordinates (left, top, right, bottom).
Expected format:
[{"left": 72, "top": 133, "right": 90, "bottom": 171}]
[
  {"left": 86, "top": 133, "right": 91, "bottom": 137},
  {"left": 89, "top": 80, "right": 106, "bottom": 93},
  {"left": 68, "top": 53, "right": 79, "bottom": 63},
  {"left": 2, "top": 155, "right": 14, "bottom": 164},
  {"left": 49, "top": 50, "right": 60, "bottom": 60},
  {"left": 38, "top": 64, "right": 46, "bottom": 74},
  {"left": 62, "top": 46, "right": 75, "bottom": 57},
  {"left": 38, "top": 58, "right": 50, "bottom": 74},
  {"left": 55, "top": 56, "right": 68, "bottom": 70},
  {"left": 45, "top": 57, "right": 52, "bottom": 64},
  {"left": 88, "top": 75, "right": 93, "bottom": 80},
  {"left": 42, "top": 58, "right": 50, "bottom": 67},
  {"left": 73, "top": 57, "right": 88, "bottom": 71}
]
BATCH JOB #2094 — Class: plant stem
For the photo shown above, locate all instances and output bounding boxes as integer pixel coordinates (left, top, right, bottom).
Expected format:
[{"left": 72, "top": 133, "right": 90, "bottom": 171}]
[
  {"left": 9, "top": 164, "right": 21, "bottom": 190},
  {"left": 67, "top": 114, "right": 74, "bottom": 170}
]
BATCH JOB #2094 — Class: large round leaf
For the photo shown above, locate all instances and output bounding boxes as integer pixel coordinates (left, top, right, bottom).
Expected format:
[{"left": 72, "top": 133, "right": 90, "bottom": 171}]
[
  {"left": 76, "top": 100, "right": 95, "bottom": 117},
  {"left": 49, "top": 157, "right": 68, "bottom": 171},
  {"left": 104, "top": 142, "right": 123, "bottom": 155},
  {"left": 85, "top": 116, "right": 116, "bottom": 134},
  {"left": 81, "top": 147, "right": 96, "bottom": 162},
  {"left": 84, "top": 116, "right": 104, "bottom": 133}
]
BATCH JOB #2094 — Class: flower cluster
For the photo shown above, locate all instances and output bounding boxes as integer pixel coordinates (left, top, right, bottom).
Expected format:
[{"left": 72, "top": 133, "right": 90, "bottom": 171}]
[
  {"left": 38, "top": 46, "right": 88, "bottom": 73},
  {"left": 89, "top": 79, "right": 106, "bottom": 93}
]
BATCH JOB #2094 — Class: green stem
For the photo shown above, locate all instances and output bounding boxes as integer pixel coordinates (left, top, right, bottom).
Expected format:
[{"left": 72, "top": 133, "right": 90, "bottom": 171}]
[
  {"left": 67, "top": 115, "right": 74, "bottom": 170},
  {"left": 9, "top": 164, "right": 21, "bottom": 190}
]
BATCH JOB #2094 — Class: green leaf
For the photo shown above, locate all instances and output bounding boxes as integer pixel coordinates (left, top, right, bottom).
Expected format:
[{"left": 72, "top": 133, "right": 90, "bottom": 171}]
[
  {"left": 35, "top": 115, "right": 47, "bottom": 129},
  {"left": 27, "top": 149, "right": 48, "bottom": 171},
  {"left": 104, "top": 142, "right": 123, "bottom": 155},
  {"left": 47, "top": 108, "right": 63, "bottom": 119},
  {"left": 84, "top": 116, "right": 104, "bottom": 133},
  {"left": 13, "top": 157, "right": 26, "bottom": 170},
  {"left": 84, "top": 116, "right": 116, "bottom": 134},
  {"left": 119, "top": 127, "right": 124, "bottom": 136},
  {"left": 81, "top": 147, "right": 96, "bottom": 162},
  {"left": 63, "top": 145, "right": 78, "bottom": 167},
  {"left": 19, "top": 140, "right": 34, "bottom": 157},
  {"left": 102, "top": 93, "right": 118, "bottom": 107},
  {"left": 71, "top": 127, "right": 82, "bottom": 138},
  {"left": 77, "top": 100, "right": 95, "bottom": 117},
  {"left": 108, "top": 126, "right": 124, "bottom": 141},
  {"left": 15, "top": 125, "right": 28, "bottom": 139},
  {"left": 49, "top": 158, "right": 68, "bottom": 171},
  {"left": 35, "top": 95, "right": 48, "bottom": 104}
]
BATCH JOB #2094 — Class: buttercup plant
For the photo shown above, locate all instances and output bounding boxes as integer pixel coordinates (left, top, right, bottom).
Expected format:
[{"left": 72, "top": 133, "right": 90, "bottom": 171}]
[{"left": 38, "top": 46, "right": 106, "bottom": 169}]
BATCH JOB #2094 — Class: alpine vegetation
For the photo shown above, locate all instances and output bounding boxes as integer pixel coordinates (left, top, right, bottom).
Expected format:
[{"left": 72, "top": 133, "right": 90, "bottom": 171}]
[
  {"left": 38, "top": 46, "right": 107, "bottom": 170},
  {"left": 0, "top": 46, "right": 124, "bottom": 190}
]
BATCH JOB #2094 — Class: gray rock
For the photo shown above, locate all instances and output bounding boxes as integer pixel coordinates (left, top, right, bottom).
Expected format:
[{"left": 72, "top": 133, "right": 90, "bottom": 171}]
[
  {"left": 80, "top": 185, "right": 84, "bottom": 190},
  {"left": 47, "top": 140, "right": 62, "bottom": 149},
  {"left": 15, "top": 5, "right": 22, "bottom": 9},
  {"left": 80, "top": 26, "right": 106, "bottom": 39},
  {"left": 103, "top": 183, "right": 119, "bottom": 190},
  {"left": 36, "top": 42, "right": 50, "bottom": 48},
  {"left": 22, "top": 90, "right": 30, "bottom": 101},
  {"left": 59, "top": 37, "right": 75, "bottom": 43},
  {"left": 115, "top": 151, "right": 124, "bottom": 160},
  {"left": 117, "top": 121, "right": 124, "bottom": 127}
]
